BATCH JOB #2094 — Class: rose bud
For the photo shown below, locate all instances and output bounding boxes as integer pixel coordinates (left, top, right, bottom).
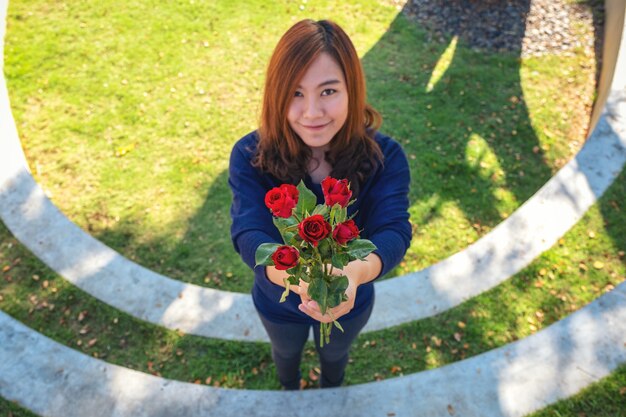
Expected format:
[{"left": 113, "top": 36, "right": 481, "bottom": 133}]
[
  {"left": 271, "top": 245, "right": 300, "bottom": 270},
  {"left": 332, "top": 219, "right": 360, "bottom": 245},
  {"left": 298, "top": 214, "right": 332, "bottom": 247},
  {"left": 264, "top": 184, "right": 299, "bottom": 218},
  {"left": 321, "top": 177, "right": 352, "bottom": 207}
]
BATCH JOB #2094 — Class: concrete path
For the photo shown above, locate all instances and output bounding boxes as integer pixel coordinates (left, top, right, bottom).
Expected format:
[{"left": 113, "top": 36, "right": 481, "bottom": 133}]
[
  {"left": 2, "top": 1, "right": 626, "bottom": 417},
  {"left": 2, "top": 1, "right": 626, "bottom": 343},
  {"left": 1, "top": 281, "right": 625, "bottom": 417}
]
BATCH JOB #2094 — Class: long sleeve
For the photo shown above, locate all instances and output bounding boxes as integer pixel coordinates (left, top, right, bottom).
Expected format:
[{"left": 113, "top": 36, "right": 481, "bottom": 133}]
[
  {"left": 228, "top": 135, "right": 281, "bottom": 271},
  {"left": 357, "top": 135, "right": 412, "bottom": 278}
]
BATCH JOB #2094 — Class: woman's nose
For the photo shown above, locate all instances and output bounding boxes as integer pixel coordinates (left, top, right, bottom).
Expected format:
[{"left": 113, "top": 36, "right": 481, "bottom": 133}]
[{"left": 303, "top": 97, "right": 324, "bottom": 119}]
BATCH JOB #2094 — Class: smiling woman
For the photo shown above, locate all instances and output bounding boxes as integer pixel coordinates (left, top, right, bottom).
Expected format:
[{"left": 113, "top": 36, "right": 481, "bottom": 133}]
[
  {"left": 229, "top": 18, "right": 411, "bottom": 390},
  {"left": 2, "top": 0, "right": 626, "bottom": 415}
]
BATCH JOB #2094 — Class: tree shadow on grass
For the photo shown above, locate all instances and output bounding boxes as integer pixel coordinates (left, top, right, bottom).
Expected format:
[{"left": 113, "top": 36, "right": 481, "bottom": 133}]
[
  {"left": 362, "top": 5, "right": 553, "bottom": 269},
  {"left": 92, "top": 3, "right": 584, "bottom": 288}
]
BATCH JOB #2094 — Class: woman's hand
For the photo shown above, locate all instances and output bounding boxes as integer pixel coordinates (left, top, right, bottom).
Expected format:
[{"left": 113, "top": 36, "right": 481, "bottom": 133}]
[
  {"left": 297, "top": 274, "right": 359, "bottom": 323},
  {"left": 296, "top": 252, "right": 382, "bottom": 322}
]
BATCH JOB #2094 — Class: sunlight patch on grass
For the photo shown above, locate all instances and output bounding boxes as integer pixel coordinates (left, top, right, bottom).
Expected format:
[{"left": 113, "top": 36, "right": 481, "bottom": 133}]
[{"left": 426, "top": 35, "right": 458, "bottom": 93}]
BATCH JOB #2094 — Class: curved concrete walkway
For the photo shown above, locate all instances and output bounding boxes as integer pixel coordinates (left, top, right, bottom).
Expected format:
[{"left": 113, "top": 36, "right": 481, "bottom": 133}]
[
  {"left": 2, "top": 2, "right": 626, "bottom": 417},
  {"left": 1, "top": 281, "right": 625, "bottom": 417},
  {"left": 1, "top": 1, "right": 626, "bottom": 343}
]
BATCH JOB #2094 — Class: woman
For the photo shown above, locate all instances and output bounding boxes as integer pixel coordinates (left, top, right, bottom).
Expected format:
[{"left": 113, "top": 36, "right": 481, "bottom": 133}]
[{"left": 229, "top": 19, "right": 411, "bottom": 390}]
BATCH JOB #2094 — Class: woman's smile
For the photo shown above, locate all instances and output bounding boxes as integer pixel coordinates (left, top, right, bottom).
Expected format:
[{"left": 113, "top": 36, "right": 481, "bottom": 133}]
[{"left": 287, "top": 52, "right": 349, "bottom": 150}]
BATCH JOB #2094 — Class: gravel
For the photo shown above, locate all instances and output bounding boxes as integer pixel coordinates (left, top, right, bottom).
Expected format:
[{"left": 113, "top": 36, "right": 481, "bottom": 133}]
[{"left": 399, "top": 0, "right": 605, "bottom": 58}]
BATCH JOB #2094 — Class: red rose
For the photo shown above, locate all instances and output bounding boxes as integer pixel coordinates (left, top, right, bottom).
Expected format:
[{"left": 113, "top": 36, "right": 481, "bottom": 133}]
[
  {"left": 264, "top": 184, "right": 299, "bottom": 218},
  {"left": 321, "top": 177, "right": 352, "bottom": 207},
  {"left": 298, "top": 214, "right": 331, "bottom": 247},
  {"left": 332, "top": 219, "right": 360, "bottom": 245},
  {"left": 271, "top": 245, "right": 300, "bottom": 270}
]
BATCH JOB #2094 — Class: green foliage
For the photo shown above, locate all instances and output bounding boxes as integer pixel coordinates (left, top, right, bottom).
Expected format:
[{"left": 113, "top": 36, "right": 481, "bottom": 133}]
[
  {"left": 254, "top": 243, "right": 280, "bottom": 268},
  {"left": 1, "top": 0, "right": 621, "bottom": 413},
  {"left": 346, "top": 239, "right": 378, "bottom": 261},
  {"left": 295, "top": 180, "right": 317, "bottom": 218}
]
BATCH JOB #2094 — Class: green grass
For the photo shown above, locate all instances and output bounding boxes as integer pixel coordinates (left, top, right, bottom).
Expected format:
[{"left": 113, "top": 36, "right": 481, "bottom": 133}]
[
  {"left": 1, "top": 146, "right": 625, "bottom": 411},
  {"left": 2, "top": 0, "right": 624, "bottom": 416},
  {"left": 4, "top": 0, "right": 597, "bottom": 289}
]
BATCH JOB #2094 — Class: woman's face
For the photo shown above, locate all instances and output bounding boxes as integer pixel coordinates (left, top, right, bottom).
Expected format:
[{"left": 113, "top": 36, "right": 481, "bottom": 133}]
[{"left": 287, "top": 52, "right": 349, "bottom": 152}]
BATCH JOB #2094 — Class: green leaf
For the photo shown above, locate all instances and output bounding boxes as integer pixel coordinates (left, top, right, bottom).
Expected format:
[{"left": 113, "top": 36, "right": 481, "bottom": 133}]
[
  {"left": 273, "top": 216, "right": 298, "bottom": 231},
  {"left": 331, "top": 252, "right": 350, "bottom": 269},
  {"left": 254, "top": 243, "right": 280, "bottom": 267},
  {"left": 317, "top": 239, "right": 332, "bottom": 262},
  {"left": 287, "top": 274, "right": 299, "bottom": 286},
  {"left": 308, "top": 278, "right": 329, "bottom": 314},
  {"left": 346, "top": 239, "right": 377, "bottom": 261},
  {"left": 327, "top": 274, "right": 349, "bottom": 307},
  {"left": 279, "top": 277, "right": 291, "bottom": 303},
  {"left": 295, "top": 180, "right": 316, "bottom": 218},
  {"left": 330, "top": 204, "right": 347, "bottom": 225},
  {"left": 333, "top": 320, "right": 344, "bottom": 333},
  {"left": 273, "top": 216, "right": 299, "bottom": 244},
  {"left": 311, "top": 204, "right": 329, "bottom": 217}
]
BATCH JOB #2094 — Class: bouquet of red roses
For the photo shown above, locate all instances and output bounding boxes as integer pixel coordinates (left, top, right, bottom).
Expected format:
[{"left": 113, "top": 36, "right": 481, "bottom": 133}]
[{"left": 255, "top": 177, "right": 376, "bottom": 347}]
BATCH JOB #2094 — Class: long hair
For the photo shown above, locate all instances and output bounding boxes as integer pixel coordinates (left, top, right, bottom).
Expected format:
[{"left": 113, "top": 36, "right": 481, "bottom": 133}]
[{"left": 253, "top": 19, "right": 383, "bottom": 195}]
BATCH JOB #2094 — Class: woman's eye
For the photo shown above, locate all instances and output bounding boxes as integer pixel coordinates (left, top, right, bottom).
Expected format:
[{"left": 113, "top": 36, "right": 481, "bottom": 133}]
[
  {"left": 294, "top": 91, "right": 303, "bottom": 97},
  {"left": 321, "top": 89, "right": 336, "bottom": 96}
]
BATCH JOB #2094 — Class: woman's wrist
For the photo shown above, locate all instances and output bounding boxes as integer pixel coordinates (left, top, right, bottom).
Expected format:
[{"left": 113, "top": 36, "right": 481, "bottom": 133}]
[
  {"left": 344, "top": 253, "right": 382, "bottom": 286},
  {"left": 266, "top": 266, "right": 289, "bottom": 287}
]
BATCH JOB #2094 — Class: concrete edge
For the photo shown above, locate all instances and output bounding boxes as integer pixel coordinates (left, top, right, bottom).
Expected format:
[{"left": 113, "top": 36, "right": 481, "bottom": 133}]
[
  {"left": 1, "top": 282, "right": 625, "bottom": 417},
  {"left": 0, "top": 0, "right": 625, "bottom": 342}
]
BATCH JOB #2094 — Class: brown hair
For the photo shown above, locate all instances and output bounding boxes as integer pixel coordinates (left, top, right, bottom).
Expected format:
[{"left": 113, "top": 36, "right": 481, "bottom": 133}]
[{"left": 253, "top": 19, "right": 383, "bottom": 195}]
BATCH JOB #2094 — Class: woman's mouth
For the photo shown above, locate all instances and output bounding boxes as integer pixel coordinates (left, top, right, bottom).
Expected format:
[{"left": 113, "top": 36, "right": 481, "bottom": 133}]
[{"left": 301, "top": 122, "right": 330, "bottom": 131}]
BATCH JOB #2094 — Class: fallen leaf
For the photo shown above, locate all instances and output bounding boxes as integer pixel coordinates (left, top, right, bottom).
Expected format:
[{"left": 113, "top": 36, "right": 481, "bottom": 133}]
[
  {"left": 588, "top": 231, "right": 596, "bottom": 239},
  {"left": 578, "top": 263, "right": 588, "bottom": 272},
  {"left": 453, "top": 333, "right": 462, "bottom": 342},
  {"left": 78, "top": 311, "right": 88, "bottom": 322},
  {"left": 447, "top": 404, "right": 455, "bottom": 415},
  {"left": 308, "top": 368, "right": 319, "bottom": 381},
  {"left": 539, "top": 268, "right": 547, "bottom": 276},
  {"left": 2, "top": 265, "right": 10, "bottom": 272},
  {"left": 593, "top": 261, "right": 604, "bottom": 270},
  {"left": 457, "top": 321, "right": 466, "bottom": 329},
  {"left": 87, "top": 338, "right": 98, "bottom": 347},
  {"left": 205, "top": 377, "right": 212, "bottom": 385},
  {"left": 79, "top": 326, "right": 90, "bottom": 335},
  {"left": 619, "top": 386, "right": 626, "bottom": 395},
  {"left": 390, "top": 366, "right": 402, "bottom": 374}
]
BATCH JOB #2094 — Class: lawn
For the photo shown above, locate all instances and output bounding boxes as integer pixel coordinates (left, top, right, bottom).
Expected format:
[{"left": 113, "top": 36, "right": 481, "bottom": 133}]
[{"left": 1, "top": 0, "right": 624, "bottom": 416}]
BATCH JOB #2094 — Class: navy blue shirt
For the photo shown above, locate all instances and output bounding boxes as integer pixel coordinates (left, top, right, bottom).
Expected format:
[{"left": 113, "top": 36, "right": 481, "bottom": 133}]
[{"left": 229, "top": 131, "right": 412, "bottom": 324}]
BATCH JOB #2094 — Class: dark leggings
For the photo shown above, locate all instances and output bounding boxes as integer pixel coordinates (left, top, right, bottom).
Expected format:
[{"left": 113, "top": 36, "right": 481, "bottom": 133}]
[{"left": 257, "top": 301, "right": 374, "bottom": 390}]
